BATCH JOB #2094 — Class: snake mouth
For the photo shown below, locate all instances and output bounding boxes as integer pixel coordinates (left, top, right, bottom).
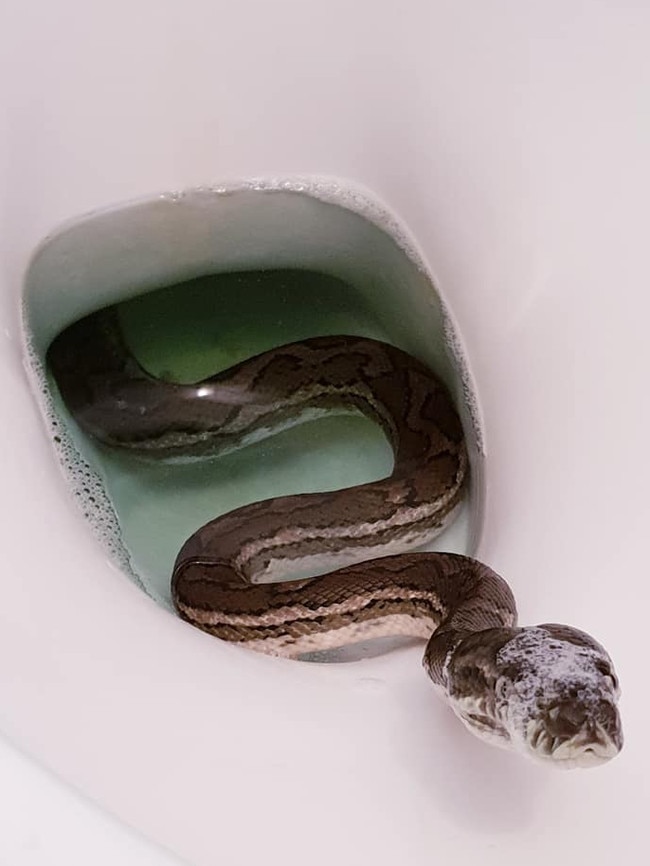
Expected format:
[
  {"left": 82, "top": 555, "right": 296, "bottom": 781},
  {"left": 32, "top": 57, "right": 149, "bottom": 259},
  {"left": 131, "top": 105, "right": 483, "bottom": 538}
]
[
  {"left": 526, "top": 720, "right": 622, "bottom": 768},
  {"left": 551, "top": 739, "right": 621, "bottom": 768},
  {"left": 542, "top": 741, "right": 620, "bottom": 769}
]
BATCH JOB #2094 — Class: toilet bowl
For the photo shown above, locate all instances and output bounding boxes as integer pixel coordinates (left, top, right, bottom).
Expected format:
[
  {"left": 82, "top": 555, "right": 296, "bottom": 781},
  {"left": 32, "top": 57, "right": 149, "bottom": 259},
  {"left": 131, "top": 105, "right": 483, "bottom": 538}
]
[
  {"left": 23, "top": 180, "right": 484, "bottom": 610},
  {"left": 2, "top": 2, "right": 648, "bottom": 865}
]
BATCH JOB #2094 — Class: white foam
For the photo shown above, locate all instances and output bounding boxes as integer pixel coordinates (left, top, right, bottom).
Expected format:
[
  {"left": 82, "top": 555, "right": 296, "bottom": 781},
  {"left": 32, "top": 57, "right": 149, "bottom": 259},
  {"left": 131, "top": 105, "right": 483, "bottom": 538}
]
[{"left": 21, "top": 338, "right": 145, "bottom": 593}]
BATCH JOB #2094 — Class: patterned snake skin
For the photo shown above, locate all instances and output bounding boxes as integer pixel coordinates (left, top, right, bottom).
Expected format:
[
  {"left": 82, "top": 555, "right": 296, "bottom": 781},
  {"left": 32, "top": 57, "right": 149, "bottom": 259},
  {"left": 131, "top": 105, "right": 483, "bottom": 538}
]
[{"left": 47, "top": 305, "right": 623, "bottom": 768}]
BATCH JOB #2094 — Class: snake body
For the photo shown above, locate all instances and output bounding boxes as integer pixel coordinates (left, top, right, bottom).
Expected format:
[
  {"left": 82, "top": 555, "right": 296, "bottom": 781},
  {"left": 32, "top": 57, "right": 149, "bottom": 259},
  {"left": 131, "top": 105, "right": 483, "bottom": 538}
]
[{"left": 47, "top": 306, "right": 623, "bottom": 768}]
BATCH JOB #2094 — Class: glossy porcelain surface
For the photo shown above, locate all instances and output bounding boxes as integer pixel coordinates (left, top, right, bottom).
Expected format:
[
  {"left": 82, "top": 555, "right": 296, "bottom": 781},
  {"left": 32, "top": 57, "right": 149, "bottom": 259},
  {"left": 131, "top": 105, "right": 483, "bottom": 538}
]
[{"left": 1, "top": 2, "right": 648, "bottom": 864}]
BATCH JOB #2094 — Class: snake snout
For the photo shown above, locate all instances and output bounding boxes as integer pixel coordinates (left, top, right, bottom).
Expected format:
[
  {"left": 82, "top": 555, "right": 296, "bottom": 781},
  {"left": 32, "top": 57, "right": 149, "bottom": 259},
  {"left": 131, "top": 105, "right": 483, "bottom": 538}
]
[{"left": 543, "top": 698, "right": 623, "bottom": 767}]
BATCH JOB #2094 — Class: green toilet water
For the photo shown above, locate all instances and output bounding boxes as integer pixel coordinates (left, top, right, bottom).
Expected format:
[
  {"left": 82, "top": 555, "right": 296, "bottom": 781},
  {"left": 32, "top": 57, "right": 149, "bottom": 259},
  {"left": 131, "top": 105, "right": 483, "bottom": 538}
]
[{"left": 58, "top": 269, "right": 397, "bottom": 603}]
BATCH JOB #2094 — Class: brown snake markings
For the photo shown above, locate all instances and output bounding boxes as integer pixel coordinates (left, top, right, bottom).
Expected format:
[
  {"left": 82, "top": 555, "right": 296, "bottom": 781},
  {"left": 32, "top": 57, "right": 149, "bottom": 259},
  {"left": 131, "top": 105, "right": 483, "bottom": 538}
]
[{"left": 47, "top": 304, "right": 623, "bottom": 768}]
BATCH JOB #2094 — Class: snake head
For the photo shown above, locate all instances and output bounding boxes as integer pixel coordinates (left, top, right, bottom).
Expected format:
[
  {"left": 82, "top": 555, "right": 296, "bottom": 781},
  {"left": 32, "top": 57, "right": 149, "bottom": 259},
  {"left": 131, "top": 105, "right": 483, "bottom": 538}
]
[{"left": 440, "top": 624, "right": 623, "bottom": 768}]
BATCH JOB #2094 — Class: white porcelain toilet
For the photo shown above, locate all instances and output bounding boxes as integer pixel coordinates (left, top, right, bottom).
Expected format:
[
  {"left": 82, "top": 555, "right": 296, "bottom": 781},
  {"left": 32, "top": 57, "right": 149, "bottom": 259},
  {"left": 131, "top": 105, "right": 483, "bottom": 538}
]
[{"left": 2, "top": 2, "right": 648, "bottom": 864}]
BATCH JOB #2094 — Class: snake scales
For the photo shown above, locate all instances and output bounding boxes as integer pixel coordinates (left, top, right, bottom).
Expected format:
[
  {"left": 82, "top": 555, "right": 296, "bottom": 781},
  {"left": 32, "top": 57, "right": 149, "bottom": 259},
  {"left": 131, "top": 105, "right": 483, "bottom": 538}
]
[{"left": 47, "top": 305, "right": 623, "bottom": 768}]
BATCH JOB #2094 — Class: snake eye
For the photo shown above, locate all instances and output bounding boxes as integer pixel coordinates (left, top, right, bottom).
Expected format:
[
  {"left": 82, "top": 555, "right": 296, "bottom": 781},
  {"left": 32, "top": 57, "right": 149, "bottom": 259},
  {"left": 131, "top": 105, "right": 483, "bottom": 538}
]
[{"left": 595, "top": 660, "right": 619, "bottom": 692}]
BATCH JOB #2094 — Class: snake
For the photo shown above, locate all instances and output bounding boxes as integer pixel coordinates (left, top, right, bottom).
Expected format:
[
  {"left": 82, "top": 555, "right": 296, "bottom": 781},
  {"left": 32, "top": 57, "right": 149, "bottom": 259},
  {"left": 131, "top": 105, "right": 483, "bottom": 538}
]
[{"left": 46, "top": 304, "right": 623, "bottom": 769}]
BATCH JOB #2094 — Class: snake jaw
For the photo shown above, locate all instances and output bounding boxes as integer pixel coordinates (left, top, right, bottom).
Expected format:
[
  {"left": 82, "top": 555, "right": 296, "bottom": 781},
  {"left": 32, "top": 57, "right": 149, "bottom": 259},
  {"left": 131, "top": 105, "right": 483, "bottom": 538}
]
[
  {"left": 453, "top": 703, "right": 511, "bottom": 750},
  {"left": 519, "top": 713, "right": 622, "bottom": 768},
  {"left": 434, "top": 627, "right": 520, "bottom": 750}
]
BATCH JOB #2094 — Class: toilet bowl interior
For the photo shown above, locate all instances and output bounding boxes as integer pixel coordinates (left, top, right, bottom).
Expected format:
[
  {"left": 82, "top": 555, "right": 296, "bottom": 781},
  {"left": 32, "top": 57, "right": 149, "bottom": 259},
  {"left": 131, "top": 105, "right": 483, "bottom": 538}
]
[{"left": 22, "top": 179, "right": 484, "bottom": 611}]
